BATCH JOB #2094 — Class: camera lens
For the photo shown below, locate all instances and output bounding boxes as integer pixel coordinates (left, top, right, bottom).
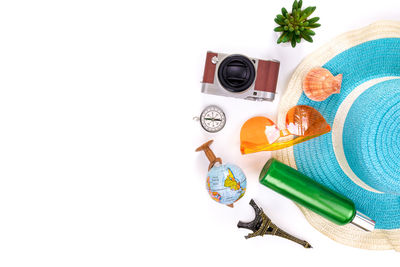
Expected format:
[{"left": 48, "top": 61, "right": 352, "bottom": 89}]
[{"left": 218, "top": 55, "right": 256, "bottom": 93}]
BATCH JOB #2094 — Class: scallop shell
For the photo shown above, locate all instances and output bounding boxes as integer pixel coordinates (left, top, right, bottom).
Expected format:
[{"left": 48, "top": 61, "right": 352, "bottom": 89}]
[{"left": 303, "top": 68, "right": 343, "bottom": 101}]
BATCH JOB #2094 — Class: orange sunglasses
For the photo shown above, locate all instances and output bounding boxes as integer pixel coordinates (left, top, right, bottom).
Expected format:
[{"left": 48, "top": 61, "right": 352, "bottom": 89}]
[{"left": 240, "top": 105, "right": 331, "bottom": 154}]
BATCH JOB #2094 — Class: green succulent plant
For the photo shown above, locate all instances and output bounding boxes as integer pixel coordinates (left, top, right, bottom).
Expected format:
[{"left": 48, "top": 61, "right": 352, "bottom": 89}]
[{"left": 274, "top": 0, "right": 321, "bottom": 47}]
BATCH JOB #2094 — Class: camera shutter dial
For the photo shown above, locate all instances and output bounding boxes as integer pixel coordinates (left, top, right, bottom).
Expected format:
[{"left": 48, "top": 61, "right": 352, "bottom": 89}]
[{"left": 217, "top": 55, "right": 256, "bottom": 93}]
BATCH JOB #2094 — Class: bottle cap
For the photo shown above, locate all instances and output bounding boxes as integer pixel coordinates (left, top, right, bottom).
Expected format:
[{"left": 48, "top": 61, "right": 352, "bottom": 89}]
[{"left": 351, "top": 211, "right": 375, "bottom": 232}]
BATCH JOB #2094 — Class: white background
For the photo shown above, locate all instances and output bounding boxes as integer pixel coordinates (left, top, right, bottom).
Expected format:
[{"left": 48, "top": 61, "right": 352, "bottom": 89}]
[{"left": 1, "top": 0, "right": 400, "bottom": 266}]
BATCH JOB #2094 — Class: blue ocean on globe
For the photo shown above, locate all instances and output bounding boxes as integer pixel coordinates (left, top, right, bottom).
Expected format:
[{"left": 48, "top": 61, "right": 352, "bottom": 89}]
[{"left": 206, "top": 163, "right": 246, "bottom": 205}]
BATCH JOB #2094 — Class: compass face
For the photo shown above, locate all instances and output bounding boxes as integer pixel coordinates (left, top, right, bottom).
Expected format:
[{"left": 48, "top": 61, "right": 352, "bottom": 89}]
[{"left": 200, "top": 105, "right": 226, "bottom": 133}]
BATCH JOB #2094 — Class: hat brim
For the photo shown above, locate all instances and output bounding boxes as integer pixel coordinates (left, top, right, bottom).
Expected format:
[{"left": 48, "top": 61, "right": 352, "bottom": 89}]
[{"left": 273, "top": 21, "right": 400, "bottom": 251}]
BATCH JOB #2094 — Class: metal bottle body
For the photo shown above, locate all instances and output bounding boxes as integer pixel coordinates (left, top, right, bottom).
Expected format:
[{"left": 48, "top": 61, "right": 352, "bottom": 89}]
[{"left": 259, "top": 158, "right": 356, "bottom": 225}]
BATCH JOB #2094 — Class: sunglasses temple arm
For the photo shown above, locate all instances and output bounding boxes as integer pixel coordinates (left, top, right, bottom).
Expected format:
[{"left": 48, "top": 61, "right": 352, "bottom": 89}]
[{"left": 241, "top": 132, "right": 329, "bottom": 153}]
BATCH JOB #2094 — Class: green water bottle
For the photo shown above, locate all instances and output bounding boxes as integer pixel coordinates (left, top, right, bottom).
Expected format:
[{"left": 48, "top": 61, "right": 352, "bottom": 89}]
[{"left": 259, "top": 158, "right": 375, "bottom": 231}]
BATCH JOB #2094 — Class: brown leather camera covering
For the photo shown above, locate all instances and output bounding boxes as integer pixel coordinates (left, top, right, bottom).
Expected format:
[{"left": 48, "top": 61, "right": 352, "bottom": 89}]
[
  {"left": 255, "top": 60, "right": 280, "bottom": 93},
  {"left": 202, "top": 52, "right": 218, "bottom": 84}
]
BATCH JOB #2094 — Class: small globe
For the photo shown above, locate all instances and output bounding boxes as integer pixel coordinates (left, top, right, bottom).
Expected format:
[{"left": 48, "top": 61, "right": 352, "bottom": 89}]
[{"left": 206, "top": 163, "right": 247, "bottom": 205}]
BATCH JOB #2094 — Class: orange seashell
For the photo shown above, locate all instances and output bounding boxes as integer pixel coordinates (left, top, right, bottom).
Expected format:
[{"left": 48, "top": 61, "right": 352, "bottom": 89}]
[{"left": 303, "top": 68, "right": 343, "bottom": 101}]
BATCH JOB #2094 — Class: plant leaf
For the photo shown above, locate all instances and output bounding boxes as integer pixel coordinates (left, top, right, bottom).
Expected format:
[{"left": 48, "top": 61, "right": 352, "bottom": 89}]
[
  {"left": 281, "top": 7, "right": 288, "bottom": 17},
  {"left": 308, "top": 7, "right": 316, "bottom": 16},
  {"left": 299, "top": 6, "right": 316, "bottom": 21},
  {"left": 308, "top": 23, "right": 321, "bottom": 28},
  {"left": 277, "top": 32, "right": 288, "bottom": 44},
  {"left": 291, "top": 36, "right": 297, "bottom": 47},
  {"left": 292, "top": 0, "right": 298, "bottom": 14},
  {"left": 304, "top": 29, "right": 315, "bottom": 35},
  {"left": 276, "top": 14, "right": 285, "bottom": 21},
  {"left": 300, "top": 32, "right": 313, "bottom": 42},
  {"left": 283, "top": 31, "right": 291, "bottom": 42},
  {"left": 307, "top": 17, "right": 319, "bottom": 24},
  {"left": 274, "top": 18, "right": 285, "bottom": 26}
]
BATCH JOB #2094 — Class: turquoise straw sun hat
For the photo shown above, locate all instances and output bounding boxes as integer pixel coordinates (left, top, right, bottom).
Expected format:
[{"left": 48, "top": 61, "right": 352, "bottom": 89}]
[{"left": 274, "top": 21, "right": 400, "bottom": 251}]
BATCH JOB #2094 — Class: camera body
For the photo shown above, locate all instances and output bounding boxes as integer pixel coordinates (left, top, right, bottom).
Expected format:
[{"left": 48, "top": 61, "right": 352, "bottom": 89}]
[{"left": 201, "top": 52, "right": 280, "bottom": 101}]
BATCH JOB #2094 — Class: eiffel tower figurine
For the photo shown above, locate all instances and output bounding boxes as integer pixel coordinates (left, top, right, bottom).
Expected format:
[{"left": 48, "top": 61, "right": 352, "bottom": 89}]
[{"left": 237, "top": 199, "right": 312, "bottom": 248}]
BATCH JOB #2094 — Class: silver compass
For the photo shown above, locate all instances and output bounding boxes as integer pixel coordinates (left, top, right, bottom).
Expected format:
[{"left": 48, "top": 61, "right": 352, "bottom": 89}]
[{"left": 194, "top": 105, "right": 226, "bottom": 133}]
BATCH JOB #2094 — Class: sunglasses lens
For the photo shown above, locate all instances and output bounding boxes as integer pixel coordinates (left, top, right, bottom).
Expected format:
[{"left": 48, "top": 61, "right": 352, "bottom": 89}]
[
  {"left": 240, "top": 117, "right": 280, "bottom": 153},
  {"left": 285, "top": 105, "right": 331, "bottom": 136}
]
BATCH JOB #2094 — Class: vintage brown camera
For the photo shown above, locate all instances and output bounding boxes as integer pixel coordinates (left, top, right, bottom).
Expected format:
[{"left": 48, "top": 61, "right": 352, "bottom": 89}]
[{"left": 201, "top": 52, "right": 280, "bottom": 101}]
